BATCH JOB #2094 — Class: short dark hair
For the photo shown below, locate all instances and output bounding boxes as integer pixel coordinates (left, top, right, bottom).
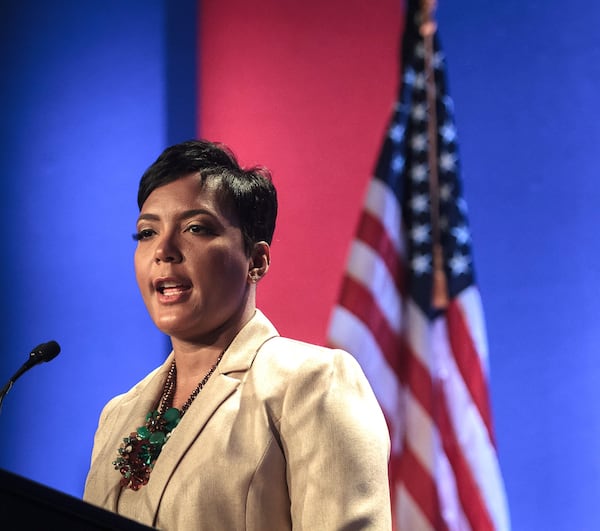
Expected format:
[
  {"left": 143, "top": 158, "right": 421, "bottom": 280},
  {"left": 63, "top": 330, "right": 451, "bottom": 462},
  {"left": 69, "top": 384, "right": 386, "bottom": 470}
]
[{"left": 137, "top": 139, "right": 278, "bottom": 255}]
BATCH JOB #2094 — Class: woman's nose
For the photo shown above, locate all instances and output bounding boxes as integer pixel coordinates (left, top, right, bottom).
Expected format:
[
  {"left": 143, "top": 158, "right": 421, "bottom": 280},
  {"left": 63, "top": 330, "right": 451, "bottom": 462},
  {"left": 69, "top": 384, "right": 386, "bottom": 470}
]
[{"left": 154, "top": 234, "right": 183, "bottom": 263}]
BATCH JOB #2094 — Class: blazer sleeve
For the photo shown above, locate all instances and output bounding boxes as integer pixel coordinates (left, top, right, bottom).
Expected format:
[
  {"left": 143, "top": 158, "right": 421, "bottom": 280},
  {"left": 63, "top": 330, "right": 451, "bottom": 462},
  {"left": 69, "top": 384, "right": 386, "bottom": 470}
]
[{"left": 264, "top": 339, "right": 392, "bottom": 530}]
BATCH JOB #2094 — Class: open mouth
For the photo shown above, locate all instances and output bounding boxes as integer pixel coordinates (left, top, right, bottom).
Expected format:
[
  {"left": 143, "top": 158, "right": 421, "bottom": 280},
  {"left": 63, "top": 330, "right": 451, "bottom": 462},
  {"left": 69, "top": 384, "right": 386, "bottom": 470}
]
[{"left": 155, "top": 279, "right": 191, "bottom": 296}]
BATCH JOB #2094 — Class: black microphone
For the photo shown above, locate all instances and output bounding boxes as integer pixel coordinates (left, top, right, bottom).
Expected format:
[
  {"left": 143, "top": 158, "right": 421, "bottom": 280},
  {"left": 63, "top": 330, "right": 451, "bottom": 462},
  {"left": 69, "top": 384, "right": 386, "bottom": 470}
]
[
  {"left": 25, "top": 340, "right": 61, "bottom": 368},
  {"left": 0, "top": 340, "right": 61, "bottom": 412}
]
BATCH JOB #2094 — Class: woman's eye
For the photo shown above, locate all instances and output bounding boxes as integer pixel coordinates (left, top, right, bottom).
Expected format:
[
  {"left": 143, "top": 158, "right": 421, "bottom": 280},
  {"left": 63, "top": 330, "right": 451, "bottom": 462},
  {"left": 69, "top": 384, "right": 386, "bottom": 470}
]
[
  {"left": 187, "top": 224, "right": 212, "bottom": 235},
  {"left": 132, "top": 228, "right": 155, "bottom": 241}
]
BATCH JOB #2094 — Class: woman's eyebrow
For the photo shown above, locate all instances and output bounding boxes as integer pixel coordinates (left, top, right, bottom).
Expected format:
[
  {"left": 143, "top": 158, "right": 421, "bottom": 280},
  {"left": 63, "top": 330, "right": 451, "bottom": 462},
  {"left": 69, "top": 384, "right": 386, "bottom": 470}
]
[
  {"left": 136, "top": 209, "right": 214, "bottom": 225},
  {"left": 136, "top": 213, "right": 159, "bottom": 224}
]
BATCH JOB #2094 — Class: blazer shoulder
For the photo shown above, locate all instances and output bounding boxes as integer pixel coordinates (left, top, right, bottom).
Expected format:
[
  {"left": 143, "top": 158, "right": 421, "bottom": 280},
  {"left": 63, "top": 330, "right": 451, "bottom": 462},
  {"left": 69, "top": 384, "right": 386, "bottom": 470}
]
[{"left": 255, "top": 336, "right": 368, "bottom": 385}]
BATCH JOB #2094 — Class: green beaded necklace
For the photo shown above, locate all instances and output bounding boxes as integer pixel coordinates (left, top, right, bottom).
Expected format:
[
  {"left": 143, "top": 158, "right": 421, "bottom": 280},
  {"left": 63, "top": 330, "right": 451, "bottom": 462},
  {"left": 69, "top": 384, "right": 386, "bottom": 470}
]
[{"left": 113, "top": 352, "right": 224, "bottom": 491}]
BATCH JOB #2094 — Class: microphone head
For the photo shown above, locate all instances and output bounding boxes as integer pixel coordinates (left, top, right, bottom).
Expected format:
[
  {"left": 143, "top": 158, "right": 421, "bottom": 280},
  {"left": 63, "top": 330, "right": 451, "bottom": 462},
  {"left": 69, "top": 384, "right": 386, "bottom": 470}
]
[{"left": 29, "top": 340, "right": 61, "bottom": 364}]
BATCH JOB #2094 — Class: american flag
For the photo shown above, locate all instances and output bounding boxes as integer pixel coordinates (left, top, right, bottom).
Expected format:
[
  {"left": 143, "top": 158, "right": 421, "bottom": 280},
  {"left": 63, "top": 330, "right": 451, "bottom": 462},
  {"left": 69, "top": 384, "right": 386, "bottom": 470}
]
[{"left": 326, "top": 1, "right": 511, "bottom": 529}]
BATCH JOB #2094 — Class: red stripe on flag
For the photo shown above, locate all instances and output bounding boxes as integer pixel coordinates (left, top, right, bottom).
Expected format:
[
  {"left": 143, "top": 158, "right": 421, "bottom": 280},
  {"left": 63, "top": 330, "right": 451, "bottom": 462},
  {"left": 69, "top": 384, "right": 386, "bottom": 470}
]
[
  {"left": 355, "top": 210, "right": 405, "bottom": 293},
  {"left": 446, "top": 299, "right": 496, "bottom": 447},
  {"left": 336, "top": 275, "right": 402, "bottom": 373},
  {"left": 436, "top": 379, "right": 495, "bottom": 530},
  {"left": 337, "top": 275, "right": 438, "bottom": 425},
  {"left": 397, "top": 332, "right": 435, "bottom": 420},
  {"left": 397, "top": 446, "right": 449, "bottom": 531}
]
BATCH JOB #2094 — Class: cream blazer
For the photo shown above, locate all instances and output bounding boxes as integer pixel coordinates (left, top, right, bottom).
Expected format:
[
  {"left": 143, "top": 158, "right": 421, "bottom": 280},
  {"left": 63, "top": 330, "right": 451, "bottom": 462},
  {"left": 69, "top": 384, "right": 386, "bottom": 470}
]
[{"left": 84, "top": 310, "right": 392, "bottom": 530}]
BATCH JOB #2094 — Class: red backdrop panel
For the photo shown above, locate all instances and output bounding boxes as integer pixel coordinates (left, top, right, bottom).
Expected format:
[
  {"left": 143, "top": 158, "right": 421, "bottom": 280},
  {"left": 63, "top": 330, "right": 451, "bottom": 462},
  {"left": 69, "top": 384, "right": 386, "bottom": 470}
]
[{"left": 199, "top": 0, "right": 403, "bottom": 345}]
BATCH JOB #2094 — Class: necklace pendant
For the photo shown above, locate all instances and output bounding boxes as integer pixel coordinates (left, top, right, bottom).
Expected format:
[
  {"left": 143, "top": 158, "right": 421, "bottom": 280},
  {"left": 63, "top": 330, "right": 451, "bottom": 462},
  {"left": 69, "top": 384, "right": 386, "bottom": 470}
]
[
  {"left": 114, "top": 352, "right": 224, "bottom": 490},
  {"left": 163, "top": 407, "right": 181, "bottom": 428}
]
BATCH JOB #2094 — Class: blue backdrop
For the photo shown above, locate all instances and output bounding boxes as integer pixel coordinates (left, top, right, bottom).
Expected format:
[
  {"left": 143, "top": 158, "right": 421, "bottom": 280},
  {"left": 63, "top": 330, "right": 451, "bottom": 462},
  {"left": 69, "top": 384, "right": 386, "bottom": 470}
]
[
  {"left": 1, "top": 2, "right": 599, "bottom": 530},
  {"left": 437, "top": 2, "right": 600, "bottom": 530},
  {"left": 0, "top": 0, "right": 195, "bottom": 497}
]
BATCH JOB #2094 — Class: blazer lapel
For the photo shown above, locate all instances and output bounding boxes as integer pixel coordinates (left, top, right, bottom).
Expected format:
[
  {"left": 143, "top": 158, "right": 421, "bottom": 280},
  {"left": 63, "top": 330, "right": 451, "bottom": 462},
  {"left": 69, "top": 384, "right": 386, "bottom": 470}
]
[
  {"left": 86, "top": 358, "right": 172, "bottom": 513},
  {"left": 141, "top": 310, "right": 279, "bottom": 526}
]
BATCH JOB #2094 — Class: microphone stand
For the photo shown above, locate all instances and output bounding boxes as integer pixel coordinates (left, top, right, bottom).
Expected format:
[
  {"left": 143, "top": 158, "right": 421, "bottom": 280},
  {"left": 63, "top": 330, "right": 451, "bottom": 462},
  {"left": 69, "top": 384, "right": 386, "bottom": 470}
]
[{"left": 0, "top": 366, "right": 26, "bottom": 414}]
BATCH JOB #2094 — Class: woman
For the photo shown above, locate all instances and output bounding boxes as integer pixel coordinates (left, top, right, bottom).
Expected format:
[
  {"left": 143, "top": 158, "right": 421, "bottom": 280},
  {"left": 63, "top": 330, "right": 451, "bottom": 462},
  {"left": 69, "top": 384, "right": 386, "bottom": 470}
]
[{"left": 84, "top": 139, "right": 392, "bottom": 530}]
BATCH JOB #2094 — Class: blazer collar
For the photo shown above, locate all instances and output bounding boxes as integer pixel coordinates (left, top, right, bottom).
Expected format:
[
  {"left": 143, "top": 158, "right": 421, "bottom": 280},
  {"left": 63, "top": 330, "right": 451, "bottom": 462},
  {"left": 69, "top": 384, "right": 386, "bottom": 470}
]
[
  {"left": 85, "top": 357, "right": 170, "bottom": 513},
  {"left": 218, "top": 308, "right": 280, "bottom": 374}
]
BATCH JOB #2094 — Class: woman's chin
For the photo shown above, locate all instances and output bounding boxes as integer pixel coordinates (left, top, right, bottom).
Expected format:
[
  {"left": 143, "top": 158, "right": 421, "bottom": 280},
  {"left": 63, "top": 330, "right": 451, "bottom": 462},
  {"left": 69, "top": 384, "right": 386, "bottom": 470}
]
[{"left": 152, "top": 312, "right": 191, "bottom": 336}]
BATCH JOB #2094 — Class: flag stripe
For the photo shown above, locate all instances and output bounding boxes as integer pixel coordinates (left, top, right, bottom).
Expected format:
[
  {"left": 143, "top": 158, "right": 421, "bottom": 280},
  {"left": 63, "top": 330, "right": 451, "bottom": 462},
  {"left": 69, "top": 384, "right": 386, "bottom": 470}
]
[
  {"left": 395, "top": 482, "right": 436, "bottom": 531},
  {"left": 354, "top": 209, "right": 405, "bottom": 292},
  {"left": 398, "top": 445, "right": 447, "bottom": 529},
  {"left": 399, "top": 324, "right": 434, "bottom": 419},
  {"left": 337, "top": 275, "right": 402, "bottom": 372},
  {"left": 345, "top": 238, "right": 404, "bottom": 333},
  {"left": 438, "top": 383, "right": 495, "bottom": 530},
  {"left": 363, "top": 176, "right": 405, "bottom": 256},
  {"left": 447, "top": 298, "right": 496, "bottom": 446},
  {"left": 441, "top": 297, "right": 512, "bottom": 530}
]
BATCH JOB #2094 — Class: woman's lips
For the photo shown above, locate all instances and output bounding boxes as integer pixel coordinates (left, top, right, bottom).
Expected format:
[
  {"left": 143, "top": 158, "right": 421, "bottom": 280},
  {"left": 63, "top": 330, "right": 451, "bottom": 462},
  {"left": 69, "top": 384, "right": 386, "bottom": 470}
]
[{"left": 154, "top": 278, "right": 192, "bottom": 302}]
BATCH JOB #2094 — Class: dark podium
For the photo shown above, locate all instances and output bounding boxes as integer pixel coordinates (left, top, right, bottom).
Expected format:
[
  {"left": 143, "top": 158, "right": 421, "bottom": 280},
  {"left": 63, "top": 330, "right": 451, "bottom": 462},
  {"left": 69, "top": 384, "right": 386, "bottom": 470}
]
[{"left": 0, "top": 468, "right": 153, "bottom": 530}]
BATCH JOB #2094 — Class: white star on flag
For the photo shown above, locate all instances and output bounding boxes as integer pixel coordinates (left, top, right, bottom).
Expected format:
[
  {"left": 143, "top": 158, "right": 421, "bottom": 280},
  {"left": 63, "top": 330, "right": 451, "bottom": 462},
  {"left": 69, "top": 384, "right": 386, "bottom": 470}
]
[
  {"left": 413, "top": 71, "right": 426, "bottom": 89},
  {"left": 451, "top": 224, "right": 471, "bottom": 245},
  {"left": 440, "top": 182, "right": 453, "bottom": 201},
  {"left": 411, "top": 223, "right": 431, "bottom": 244},
  {"left": 440, "top": 121, "right": 456, "bottom": 142},
  {"left": 411, "top": 133, "right": 427, "bottom": 152},
  {"left": 410, "top": 193, "right": 429, "bottom": 213},
  {"left": 440, "top": 150, "right": 457, "bottom": 172},
  {"left": 389, "top": 123, "right": 405, "bottom": 142},
  {"left": 411, "top": 102, "right": 427, "bottom": 121},
  {"left": 392, "top": 154, "right": 405, "bottom": 173},
  {"left": 449, "top": 251, "right": 471, "bottom": 275},
  {"left": 412, "top": 253, "right": 431, "bottom": 275},
  {"left": 410, "top": 163, "right": 428, "bottom": 182}
]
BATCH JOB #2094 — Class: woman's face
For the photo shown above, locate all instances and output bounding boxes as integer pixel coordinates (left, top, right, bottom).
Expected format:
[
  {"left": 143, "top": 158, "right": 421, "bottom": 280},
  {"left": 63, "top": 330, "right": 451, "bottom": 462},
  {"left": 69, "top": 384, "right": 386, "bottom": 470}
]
[{"left": 134, "top": 173, "right": 254, "bottom": 343}]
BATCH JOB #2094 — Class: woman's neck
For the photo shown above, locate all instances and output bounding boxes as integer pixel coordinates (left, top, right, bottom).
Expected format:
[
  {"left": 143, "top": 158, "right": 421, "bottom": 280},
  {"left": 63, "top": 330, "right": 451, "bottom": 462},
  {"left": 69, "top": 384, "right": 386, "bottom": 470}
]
[{"left": 169, "top": 306, "right": 256, "bottom": 382}]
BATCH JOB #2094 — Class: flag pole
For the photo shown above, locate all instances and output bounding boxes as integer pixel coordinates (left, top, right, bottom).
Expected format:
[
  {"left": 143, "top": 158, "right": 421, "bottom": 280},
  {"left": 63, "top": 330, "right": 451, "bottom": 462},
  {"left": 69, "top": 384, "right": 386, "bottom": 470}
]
[{"left": 420, "top": 0, "right": 448, "bottom": 310}]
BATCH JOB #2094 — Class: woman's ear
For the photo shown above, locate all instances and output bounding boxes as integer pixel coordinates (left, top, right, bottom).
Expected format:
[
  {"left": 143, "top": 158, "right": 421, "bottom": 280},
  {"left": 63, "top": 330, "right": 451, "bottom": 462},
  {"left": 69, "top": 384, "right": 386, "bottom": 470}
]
[{"left": 248, "top": 241, "right": 270, "bottom": 284}]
